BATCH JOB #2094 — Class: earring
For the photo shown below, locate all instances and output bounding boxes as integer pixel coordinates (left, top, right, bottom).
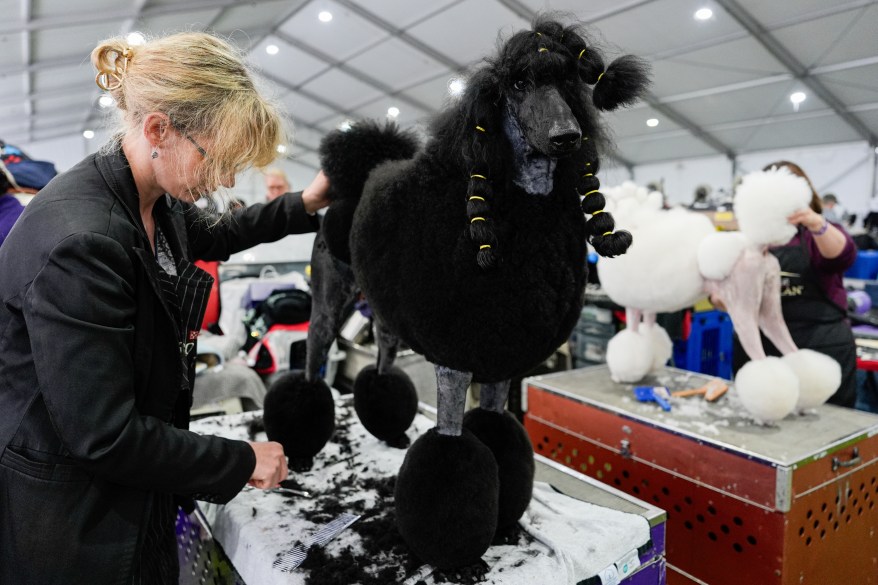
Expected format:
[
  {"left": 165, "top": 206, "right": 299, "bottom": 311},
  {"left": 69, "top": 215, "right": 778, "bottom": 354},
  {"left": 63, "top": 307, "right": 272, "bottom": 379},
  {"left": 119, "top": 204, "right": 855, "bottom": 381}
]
[{"left": 151, "top": 148, "right": 158, "bottom": 159}]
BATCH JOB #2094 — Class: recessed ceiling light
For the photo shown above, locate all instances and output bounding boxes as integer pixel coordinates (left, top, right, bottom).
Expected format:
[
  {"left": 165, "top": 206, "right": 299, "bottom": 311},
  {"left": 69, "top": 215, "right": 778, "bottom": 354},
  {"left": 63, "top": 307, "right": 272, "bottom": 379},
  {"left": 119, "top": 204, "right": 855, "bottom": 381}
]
[
  {"left": 98, "top": 94, "right": 115, "bottom": 108},
  {"left": 266, "top": 44, "right": 279, "bottom": 55},
  {"left": 126, "top": 32, "right": 145, "bottom": 46},
  {"left": 318, "top": 11, "right": 333, "bottom": 22},
  {"left": 694, "top": 8, "right": 713, "bottom": 20},
  {"left": 387, "top": 107, "right": 400, "bottom": 118},
  {"left": 646, "top": 118, "right": 659, "bottom": 127},
  {"left": 83, "top": 130, "right": 95, "bottom": 139},
  {"left": 276, "top": 144, "right": 287, "bottom": 154},
  {"left": 790, "top": 91, "right": 806, "bottom": 105},
  {"left": 448, "top": 78, "right": 465, "bottom": 96}
]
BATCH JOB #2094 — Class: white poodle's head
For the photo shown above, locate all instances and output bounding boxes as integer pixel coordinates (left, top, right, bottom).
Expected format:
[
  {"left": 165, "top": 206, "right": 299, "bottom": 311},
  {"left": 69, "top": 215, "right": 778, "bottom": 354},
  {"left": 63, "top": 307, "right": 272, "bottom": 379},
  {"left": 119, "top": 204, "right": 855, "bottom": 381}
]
[{"left": 734, "top": 167, "right": 812, "bottom": 246}]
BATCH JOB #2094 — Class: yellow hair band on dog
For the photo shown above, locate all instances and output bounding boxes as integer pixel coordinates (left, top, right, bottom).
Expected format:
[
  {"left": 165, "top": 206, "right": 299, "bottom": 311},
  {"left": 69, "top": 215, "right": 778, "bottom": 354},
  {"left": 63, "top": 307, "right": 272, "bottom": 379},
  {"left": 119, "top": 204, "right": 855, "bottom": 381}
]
[
  {"left": 602, "top": 231, "right": 613, "bottom": 236},
  {"left": 596, "top": 72, "right": 605, "bottom": 83},
  {"left": 475, "top": 125, "right": 486, "bottom": 132},
  {"left": 582, "top": 173, "right": 594, "bottom": 178},
  {"left": 469, "top": 196, "right": 485, "bottom": 202},
  {"left": 539, "top": 47, "right": 548, "bottom": 53},
  {"left": 578, "top": 49, "right": 586, "bottom": 60},
  {"left": 583, "top": 189, "right": 600, "bottom": 197},
  {"left": 479, "top": 244, "right": 492, "bottom": 250},
  {"left": 470, "top": 174, "right": 487, "bottom": 180},
  {"left": 471, "top": 217, "right": 486, "bottom": 223},
  {"left": 592, "top": 210, "right": 605, "bottom": 215}
]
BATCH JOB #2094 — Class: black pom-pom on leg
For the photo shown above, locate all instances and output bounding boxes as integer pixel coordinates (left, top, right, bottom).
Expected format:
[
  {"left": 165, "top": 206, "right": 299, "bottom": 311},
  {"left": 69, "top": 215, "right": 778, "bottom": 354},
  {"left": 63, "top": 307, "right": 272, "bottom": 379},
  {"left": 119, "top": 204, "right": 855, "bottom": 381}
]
[
  {"left": 463, "top": 409, "right": 535, "bottom": 529},
  {"left": 395, "top": 428, "right": 499, "bottom": 569},
  {"left": 353, "top": 365, "right": 418, "bottom": 446},
  {"left": 263, "top": 372, "right": 335, "bottom": 471}
]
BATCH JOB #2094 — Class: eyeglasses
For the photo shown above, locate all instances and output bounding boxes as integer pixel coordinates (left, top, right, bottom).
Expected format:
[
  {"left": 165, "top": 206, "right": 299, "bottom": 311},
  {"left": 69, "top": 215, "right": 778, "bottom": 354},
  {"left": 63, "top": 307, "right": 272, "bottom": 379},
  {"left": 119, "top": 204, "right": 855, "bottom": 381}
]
[
  {"left": 169, "top": 118, "right": 208, "bottom": 160},
  {"left": 182, "top": 132, "right": 208, "bottom": 159}
]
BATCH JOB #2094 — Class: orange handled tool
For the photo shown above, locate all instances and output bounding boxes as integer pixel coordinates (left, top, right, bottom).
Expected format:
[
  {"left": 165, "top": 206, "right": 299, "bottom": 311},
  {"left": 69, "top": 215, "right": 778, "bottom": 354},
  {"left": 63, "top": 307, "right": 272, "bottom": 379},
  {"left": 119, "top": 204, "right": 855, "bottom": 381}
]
[{"left": 671, "top": 379, "right": 728, "bottom": 402}]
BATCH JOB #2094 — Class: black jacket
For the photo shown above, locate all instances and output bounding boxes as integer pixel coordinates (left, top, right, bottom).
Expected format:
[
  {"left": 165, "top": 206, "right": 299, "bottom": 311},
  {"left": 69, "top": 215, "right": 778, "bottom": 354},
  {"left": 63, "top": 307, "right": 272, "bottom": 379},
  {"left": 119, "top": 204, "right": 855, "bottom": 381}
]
[{"left": 0, "top": 146, "right": 318, "bottom": 584}]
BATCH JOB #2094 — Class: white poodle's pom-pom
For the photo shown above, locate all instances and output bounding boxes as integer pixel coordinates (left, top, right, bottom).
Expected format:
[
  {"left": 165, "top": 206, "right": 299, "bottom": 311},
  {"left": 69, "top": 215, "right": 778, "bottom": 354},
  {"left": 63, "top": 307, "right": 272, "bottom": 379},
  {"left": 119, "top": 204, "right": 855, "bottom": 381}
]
[
  {"left": 734, "top": 167, "right": 812, "bottom": 246},
  {"left": 606, "top": 329, "right": 654, "bottom": 383},
  {"left": 735, "top": 357, "right": 799, "bottom": 422},
  {"left": 781, "top": 350, "right": 842, "bottom": 410},
  {"left": 697, "top": 231, "right": 750, "bottom": 281},
  {"left": 647, "top": 324, "right": 673, "bottom": 370}
]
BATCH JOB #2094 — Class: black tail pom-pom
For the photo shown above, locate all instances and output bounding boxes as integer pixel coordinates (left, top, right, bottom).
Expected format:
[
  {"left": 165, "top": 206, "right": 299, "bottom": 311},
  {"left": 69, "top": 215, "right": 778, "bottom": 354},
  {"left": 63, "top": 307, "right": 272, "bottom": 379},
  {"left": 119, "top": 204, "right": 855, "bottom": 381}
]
[
  {"left": 319, "top": 120, "right": 420, "bottom": 201},
  {"left": 592, "top": 54, "right": 651, "bottom": 111}
]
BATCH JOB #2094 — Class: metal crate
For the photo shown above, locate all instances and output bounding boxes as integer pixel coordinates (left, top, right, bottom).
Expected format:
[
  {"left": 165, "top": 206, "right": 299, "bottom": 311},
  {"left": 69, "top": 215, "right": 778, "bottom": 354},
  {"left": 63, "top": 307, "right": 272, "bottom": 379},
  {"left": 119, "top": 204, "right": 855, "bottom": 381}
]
[{"left": 523, "top": 365, "right": 878, "bottom": 585}]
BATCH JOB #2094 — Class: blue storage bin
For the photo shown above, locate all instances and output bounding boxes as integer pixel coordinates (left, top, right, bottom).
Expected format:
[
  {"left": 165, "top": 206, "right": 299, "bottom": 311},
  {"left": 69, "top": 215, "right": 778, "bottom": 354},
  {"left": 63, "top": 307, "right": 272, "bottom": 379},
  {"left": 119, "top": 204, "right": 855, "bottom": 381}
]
[
  {"left": 672, "top": 310, "right": 733, "bottom": 379},
  {"left": 846, "top": 250, "right": 878, "bottom": 279}
]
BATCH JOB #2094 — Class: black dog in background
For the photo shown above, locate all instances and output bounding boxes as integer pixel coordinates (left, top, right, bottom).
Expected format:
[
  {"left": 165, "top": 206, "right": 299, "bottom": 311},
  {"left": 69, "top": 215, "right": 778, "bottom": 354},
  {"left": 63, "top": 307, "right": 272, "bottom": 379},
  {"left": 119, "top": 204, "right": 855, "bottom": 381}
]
[{"left": 264, "top": 16, "right": 650, "bottom": 569}]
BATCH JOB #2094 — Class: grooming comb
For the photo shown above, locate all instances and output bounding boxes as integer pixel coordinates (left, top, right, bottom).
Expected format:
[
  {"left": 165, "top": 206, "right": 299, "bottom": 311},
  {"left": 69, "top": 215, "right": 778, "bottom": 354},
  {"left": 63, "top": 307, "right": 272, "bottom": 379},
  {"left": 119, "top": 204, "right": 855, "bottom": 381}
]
[{"left": 272, "top": 513, "right": 360, "bottom": 572}]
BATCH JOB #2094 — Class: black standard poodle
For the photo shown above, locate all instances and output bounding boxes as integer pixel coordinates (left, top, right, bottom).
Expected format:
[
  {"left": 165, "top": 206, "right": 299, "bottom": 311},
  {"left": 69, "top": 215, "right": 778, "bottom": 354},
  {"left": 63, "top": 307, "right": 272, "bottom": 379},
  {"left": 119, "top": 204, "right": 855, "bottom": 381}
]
[{"left": 263, "top": 16, "right": 650, "bottom": 569}]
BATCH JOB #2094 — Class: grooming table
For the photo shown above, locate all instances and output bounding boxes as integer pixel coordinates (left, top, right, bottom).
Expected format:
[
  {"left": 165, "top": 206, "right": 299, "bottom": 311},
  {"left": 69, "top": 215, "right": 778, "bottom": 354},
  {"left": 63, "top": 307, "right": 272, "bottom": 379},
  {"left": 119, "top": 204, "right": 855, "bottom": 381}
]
[
  {"left": 188, "top": 397, "right": 666, "bottom": 585},
  {"left": 523, "top": 365, "right": 878, "bottom": 585}
]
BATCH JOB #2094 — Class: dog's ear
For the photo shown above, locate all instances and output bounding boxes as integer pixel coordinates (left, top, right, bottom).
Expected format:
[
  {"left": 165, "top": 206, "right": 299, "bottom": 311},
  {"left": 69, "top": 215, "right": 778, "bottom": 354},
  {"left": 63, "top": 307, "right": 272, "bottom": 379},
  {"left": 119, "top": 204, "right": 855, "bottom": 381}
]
[
  {"left": 580, "top": 174, "right": 634, "bottom": 258},
  {"left": 455, "top": 69, "right": 505, "bottom": 270},
  {"left": 591, "top": 55, "right": 651, "bottom": 111}
]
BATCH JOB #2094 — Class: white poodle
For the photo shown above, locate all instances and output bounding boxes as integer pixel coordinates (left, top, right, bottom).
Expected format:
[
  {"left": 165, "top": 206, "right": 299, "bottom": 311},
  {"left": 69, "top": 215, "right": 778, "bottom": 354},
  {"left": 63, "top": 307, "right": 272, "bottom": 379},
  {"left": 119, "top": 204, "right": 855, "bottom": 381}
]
[{"left": 597, "top": 169, "right": 841, "bottom": 422}]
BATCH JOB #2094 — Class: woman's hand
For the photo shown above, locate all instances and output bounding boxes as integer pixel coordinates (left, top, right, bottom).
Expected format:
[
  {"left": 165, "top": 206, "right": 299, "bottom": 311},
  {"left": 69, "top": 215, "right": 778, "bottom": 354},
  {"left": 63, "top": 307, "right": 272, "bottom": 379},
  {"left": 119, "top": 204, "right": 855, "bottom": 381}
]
[
  {"left": 247, "top": 441, "right": 287, "bottom": 489},
  {"left": 301, "top": 170, "right": 331, "bottom": 214},
  {"left": 787, "top": 207, "right": 824, "bottom": 233}
]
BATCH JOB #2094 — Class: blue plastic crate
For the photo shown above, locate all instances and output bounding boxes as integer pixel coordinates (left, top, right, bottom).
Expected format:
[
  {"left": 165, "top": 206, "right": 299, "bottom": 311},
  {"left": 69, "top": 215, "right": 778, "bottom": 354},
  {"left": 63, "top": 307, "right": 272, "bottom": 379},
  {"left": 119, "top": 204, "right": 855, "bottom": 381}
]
[
  {"left": 846, "top": 250, "right": 878, "bottom": 280},
  {"left": 672, "top": 310, "right": 733, "bottom": 379}
]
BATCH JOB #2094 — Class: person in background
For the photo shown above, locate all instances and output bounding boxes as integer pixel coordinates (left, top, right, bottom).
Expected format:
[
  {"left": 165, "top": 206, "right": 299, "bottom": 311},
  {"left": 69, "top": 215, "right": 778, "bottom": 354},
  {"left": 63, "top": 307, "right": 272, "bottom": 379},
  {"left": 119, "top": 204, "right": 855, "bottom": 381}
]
[
  {"left": 688, "top": 184, "right": 714, "bottom": 210},
  {"left": 265, "top": 166, "right": 291, "bottom": 202},
  {"left": 731, "top": 161, "right": 857, "bottom": 408},
  {"left": 821, "top": 193, "right": 850, "bottom": 228},
  {"left": 0, "top": 161, "right": 24, "bottom": 247},
  {"left": 0, "top": 31, "right": 331, "bottom": 584}
]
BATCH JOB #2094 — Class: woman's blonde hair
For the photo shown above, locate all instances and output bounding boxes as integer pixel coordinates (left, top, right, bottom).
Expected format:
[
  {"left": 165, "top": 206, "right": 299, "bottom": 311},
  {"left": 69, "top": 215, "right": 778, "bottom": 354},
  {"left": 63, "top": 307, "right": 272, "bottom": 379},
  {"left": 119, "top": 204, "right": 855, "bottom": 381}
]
[{"left": 91, "top": 31, "right": 285, "bottom": 203}]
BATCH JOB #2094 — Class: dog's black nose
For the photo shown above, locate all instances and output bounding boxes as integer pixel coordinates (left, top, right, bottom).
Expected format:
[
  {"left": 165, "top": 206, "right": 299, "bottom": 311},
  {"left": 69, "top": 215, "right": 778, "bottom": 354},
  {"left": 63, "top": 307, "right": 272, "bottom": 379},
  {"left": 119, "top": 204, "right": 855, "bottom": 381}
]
[{"left": 550, "top": 131, "right": 581, "bottom": 150}]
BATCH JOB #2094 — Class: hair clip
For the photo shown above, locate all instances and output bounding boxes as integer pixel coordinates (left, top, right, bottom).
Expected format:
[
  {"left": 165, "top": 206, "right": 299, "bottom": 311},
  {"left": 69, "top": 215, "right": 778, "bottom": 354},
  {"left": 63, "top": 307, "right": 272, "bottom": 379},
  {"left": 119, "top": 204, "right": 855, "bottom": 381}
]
[{"left": 95, "top": 72, "right": 123, "bottom": 91}]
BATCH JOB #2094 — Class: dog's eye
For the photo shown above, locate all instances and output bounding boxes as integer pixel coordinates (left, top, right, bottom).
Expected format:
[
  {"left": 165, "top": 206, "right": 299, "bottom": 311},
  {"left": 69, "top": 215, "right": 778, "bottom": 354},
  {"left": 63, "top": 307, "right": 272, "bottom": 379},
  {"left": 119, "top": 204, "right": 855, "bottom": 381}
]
[{"left": 513, "top": 79, "right": 528, "bottom": 91}]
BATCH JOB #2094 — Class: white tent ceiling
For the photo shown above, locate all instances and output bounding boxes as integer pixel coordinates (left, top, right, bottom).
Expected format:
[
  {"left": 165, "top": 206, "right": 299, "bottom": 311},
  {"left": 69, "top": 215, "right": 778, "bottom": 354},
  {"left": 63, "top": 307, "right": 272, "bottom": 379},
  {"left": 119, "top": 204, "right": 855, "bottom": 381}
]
[{"left": 1, "top": 0, "right": 877, "bottom": 172}]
